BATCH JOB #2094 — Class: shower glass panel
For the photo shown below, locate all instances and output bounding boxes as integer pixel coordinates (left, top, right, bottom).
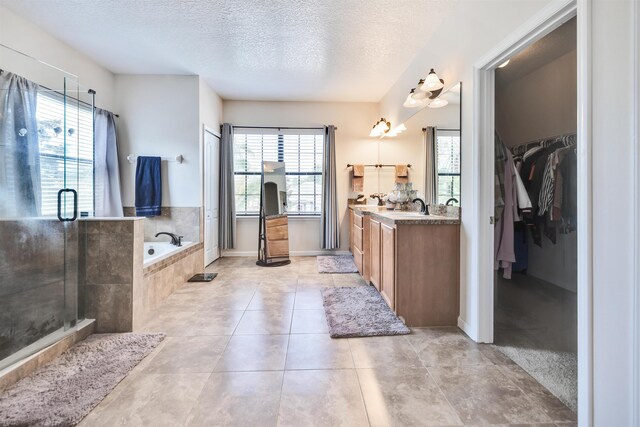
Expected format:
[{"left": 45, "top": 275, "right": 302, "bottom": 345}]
[{"left": 0, "top": 73, "right": 87, "bottom": 371}]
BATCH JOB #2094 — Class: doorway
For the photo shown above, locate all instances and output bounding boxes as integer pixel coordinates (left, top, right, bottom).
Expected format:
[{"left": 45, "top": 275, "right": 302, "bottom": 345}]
[
  {"left": 493, "top": 16, "right": 577, "bottom": 411},
  {"left": 204, "top": 127, "right": 220, "bottom": 266}
]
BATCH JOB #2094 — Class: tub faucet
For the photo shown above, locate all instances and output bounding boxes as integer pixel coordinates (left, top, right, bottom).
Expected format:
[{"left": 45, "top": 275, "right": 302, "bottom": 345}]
[
  {"left": 412, "top": 198, "right": 429, "bottom": 215},
  {"left": 155, "top": 232, "right": 180, "bottom": 246}
]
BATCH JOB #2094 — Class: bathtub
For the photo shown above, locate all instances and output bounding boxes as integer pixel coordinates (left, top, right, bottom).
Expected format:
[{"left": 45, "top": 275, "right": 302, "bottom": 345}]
[{"left": 144, "top": 241, "right": 194, "bottom": 267}]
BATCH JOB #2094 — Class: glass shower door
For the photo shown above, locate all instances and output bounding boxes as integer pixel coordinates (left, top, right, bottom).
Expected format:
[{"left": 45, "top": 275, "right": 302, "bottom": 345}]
[{"left": 0, "top": 75, "right": 83, "bottom": 370}]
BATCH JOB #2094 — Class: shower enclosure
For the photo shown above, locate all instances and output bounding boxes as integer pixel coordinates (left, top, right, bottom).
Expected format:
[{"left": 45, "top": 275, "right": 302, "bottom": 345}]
[{"left": 0, "top": 49, "right": 93, "bottom": 371}]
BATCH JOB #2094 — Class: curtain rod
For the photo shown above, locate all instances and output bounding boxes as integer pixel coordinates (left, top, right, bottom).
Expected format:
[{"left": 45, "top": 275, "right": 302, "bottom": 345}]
[
  {"left": 232, "top": 125, "right": 337, "bottom": 130},
  {"left": 0, "top": 68, "right": 119, "bottom": 117}
]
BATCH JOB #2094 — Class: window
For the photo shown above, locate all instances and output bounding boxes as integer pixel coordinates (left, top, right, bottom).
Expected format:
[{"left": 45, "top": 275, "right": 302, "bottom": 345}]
[
  {"left": 37, "top": 92, "right": 94, "bottom": 216},
  {"left": 233, "top": 129, "right": 324, "bottom": 216},
  {"left": 436, "top": 131, "right": 461, "bottom": 205}
]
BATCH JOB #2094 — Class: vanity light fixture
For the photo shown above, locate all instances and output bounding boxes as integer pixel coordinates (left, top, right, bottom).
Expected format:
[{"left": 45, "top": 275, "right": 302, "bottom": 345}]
[
  {"left": 421, "top": 69, "right": 445, "bottom": 91},
  {"left": 369, "top": 118, "right": 406, "bottom": 138},
  {"left": 403, "top": 89, "right": 424, "bottom": 108}
]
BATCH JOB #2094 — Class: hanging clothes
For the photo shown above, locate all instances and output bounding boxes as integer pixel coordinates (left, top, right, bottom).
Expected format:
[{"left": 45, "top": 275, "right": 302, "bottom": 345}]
[
  {"left": 494, "top": 143, "right": 518, "bottom": 279},
  {"left": 494, "top": 134, "right": 507, "bottom": 221}
]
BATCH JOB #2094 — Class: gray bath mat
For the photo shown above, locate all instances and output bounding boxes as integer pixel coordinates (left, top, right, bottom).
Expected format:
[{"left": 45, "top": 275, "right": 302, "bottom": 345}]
[
  {"left": 317, "top": 255, "right": 359, "bottom": 273},
  {"left": 0, "top": 332, "right": 165, "bottom": 427},
  {"left": 322, "top": 286, "right": 410, "bottom": 338}
]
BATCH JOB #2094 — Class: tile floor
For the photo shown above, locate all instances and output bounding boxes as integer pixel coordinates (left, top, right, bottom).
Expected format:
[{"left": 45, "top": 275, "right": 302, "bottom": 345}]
[{"left": 79, "top": 256, "right": 577, "bottom": 427}]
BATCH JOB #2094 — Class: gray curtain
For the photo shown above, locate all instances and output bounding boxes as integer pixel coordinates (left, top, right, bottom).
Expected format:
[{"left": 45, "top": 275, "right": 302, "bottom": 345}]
[
  {"left": 219, "top": 123, "right": 236, "bottom": 249},
  {"left": 321, "top": 125, "right": 339, "bottom": 249},
  {"left": 94, "top": 108, "right": 123, "bottom": 217},
  {"left": 424, "top": 126, "right": 438, "bottom": 205},
  {"left": 0, "top": 72, "right": 41, "bottom": 217}
]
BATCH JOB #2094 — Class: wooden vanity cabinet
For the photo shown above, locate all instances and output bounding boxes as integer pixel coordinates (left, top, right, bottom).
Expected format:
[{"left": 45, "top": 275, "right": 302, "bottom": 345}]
[{"left": 349, "top": 207, "right": 460, "bottom": 327}]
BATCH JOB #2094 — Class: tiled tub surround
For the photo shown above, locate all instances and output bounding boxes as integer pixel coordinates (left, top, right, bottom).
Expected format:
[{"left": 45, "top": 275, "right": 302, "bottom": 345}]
[
  {"left": 81, "top": 218, "right": 203, "bottom": 332},
  {"left": 141, "top": 242, "right": 204, "bottom": 324},
  {"left": 123, "top": 206, "right": 201, "bottom": 243}
]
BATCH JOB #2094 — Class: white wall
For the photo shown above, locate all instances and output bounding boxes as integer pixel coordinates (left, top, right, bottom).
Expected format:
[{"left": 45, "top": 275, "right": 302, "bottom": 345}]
[
  {"left": 115, "top": 75, "right": 201, "bottom": 207},
  {"left": 0, "top": 5, "right": 116, "bottom": 111},
  {"left": 222, "top": 100, "right": 379, "bottom": 255},
  {"left": 198, "top": 77, "right": 224, "bottom": 209},
  {"left": 590, "top": 0, "right": 636, "bottom": 423}
]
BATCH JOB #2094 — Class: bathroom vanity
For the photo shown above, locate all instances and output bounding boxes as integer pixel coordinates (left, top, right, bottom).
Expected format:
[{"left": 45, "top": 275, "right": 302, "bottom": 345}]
[{"left": 349, "top": 205, "right": 460, "bottom": 326}]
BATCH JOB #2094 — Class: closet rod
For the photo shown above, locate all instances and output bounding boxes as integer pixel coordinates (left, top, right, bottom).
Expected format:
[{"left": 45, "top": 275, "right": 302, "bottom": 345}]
[
  {"left": 511, "top": 131, "right": 577, "bottom": 148},
  {"left": 0, "top": 68, "right": 119, "bottom": 118},
  {"left": 422, "top": 127, "right": 460, "bottom": 132},
  {"left": 346, "top": 163, "right": 412, "bottom": 168},
  {"left": 232, "top": 125, "right": 338, "bottom": 130}
]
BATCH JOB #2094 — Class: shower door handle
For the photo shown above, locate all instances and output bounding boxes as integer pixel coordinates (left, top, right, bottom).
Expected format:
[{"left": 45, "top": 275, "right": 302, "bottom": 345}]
[{"left": 57, "top": 188, "right": 78, "bottom": 222}]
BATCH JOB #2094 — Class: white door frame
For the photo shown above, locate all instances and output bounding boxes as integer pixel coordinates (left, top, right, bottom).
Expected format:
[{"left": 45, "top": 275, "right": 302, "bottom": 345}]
[
  {"left": 203, "top": 125, "right": 221, "bottom": 266},
  {"left": 471, "top": 0, "right": 592, "bottom": 424},
  {"left": 633, "top": 0, "right": 640, "bottom": 424}
]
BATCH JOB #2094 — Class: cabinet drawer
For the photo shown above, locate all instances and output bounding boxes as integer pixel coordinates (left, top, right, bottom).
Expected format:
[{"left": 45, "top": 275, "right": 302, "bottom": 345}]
[
  {"left": 266, "top": 225, "right": 288, "bottom": 241},
  {"left": 353, "top": 224, "right": 363, "bottom": 251},
  {"left": 267, "top": 239, "right": 289, "bottom": 258},
  {"left": 266, "top": 216, "right": 288, "bottom": 227},
  {"left": 353, "top": 245, "right": 363, "bottom": 274},
  {"left": 353, "top": 213, "right": 363, "bottom": 228}
]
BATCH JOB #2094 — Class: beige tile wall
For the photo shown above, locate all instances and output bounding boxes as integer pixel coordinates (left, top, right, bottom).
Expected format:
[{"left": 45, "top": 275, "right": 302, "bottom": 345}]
[{"left": 123, "top": 206, "right": 201, "bottom": 243}]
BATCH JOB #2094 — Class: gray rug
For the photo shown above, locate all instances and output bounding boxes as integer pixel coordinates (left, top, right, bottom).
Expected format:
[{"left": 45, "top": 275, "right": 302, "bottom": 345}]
[
  {"left": 0, "top": 332, "right": 165, "bottom": 427},
  {"left": 322, "top": 286, "right": 410, "bottom": 338},
  {"left": 317, "top": 255, "right": 359, "bottom": 273},
  {"left": 494, "top": 343, "right": 577, "bottom": 412}
]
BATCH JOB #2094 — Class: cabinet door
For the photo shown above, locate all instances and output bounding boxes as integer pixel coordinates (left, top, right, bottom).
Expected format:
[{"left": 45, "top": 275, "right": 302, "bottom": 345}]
[
  {"left": 370, "top": 219, "right": 381, "bottom": 290},
  {"left": 380, "top": 223, "right": 396, "bottom": 310},
  {"left": 349, "top": 210, "right": 354, "bottom": 253}
]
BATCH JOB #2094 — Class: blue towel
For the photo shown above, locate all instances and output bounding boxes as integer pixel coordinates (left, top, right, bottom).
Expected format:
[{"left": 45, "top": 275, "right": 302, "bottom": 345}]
[{"left": 135, "top": 156, "right": 162, "bottom": 216}]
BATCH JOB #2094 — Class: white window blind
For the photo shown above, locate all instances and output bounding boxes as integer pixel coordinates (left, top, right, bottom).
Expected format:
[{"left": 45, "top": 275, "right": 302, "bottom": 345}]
[
  {"left": 233, "top": 129, "right": 324, "bottom": 216},
  {"left": 37, "top": 92, "right": 94, "bottom": 216},
  {"left": 436, "top": 132, "right": 461, "bottom": 205}
]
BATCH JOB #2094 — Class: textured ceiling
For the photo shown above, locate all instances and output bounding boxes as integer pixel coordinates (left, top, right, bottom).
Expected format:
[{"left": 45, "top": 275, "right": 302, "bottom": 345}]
[
  {"left": 1, "top": 0, "right": 457, "bottom": 102},
  {"left": 496, "top": 16, "right": 576, "bottom": 88}
]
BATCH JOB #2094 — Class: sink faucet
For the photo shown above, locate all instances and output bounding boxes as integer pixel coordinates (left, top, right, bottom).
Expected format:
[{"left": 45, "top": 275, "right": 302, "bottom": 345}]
[
  {"left": 369, "top": 194, "right": 385, "bottom": 206},
  {"left": 155, "top": 232, "right": 182, "bottom": 246},
  {"left": 412, "top": 198, "right": 429, "bottom": 215},
  {"left": 445, "top": 198, "right": 459, "bottom": 206}
]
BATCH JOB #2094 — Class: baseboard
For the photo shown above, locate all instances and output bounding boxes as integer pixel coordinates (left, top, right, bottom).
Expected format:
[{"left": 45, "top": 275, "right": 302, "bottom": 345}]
[
  {"left": 222, "top": 250, "right": 351, "bottom": 257},
  {"left": 457, "top": 316, "right": 478, "bottom": 342}
]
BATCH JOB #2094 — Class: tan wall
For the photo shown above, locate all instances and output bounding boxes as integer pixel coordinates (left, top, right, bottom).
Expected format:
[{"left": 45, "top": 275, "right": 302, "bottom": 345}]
[{"left": 495, "top": 49, "right": 577, "bottom": 146}]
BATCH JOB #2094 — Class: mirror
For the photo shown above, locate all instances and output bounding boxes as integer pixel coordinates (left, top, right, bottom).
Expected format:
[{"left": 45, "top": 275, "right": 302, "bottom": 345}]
[
  {"left": 257, "top": 161, "right": 291, "bottom": 267},
  {"left": 262, "top": 161, "right": 287, "bottom": 216},
  {"left": 380, "top": 82, "right": 461, "bottom": 206}
]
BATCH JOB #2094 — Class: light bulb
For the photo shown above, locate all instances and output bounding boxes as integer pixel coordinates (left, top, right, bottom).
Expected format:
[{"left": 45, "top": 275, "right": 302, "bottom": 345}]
[
  {"left": 428, "top": 98, "right": 449, "bottom": 108},
  {"left": 421, "top": 69, "right": 444, "bottom": 91},
  {"left": 403, "top": 90, "right": 421, "bottom": 108}
]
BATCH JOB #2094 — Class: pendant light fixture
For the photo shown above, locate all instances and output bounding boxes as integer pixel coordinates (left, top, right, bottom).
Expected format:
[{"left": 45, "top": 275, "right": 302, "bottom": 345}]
[
  {"left": 421, "top": 68, "right": 445, "bottom": 91},
  {"left": 427, "top": 97, "right": 449, "bottom": 108}
]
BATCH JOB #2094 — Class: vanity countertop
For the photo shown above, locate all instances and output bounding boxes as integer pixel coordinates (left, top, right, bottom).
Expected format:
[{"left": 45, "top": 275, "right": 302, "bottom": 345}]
[{"left": 349, "top": 205, "right": 460, "bottom": 225}]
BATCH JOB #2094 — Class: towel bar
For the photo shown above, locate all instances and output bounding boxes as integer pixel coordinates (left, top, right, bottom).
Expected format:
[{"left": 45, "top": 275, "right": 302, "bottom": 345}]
[{"left": 127, "top": 154, "right": 183, "bottom": 164}]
